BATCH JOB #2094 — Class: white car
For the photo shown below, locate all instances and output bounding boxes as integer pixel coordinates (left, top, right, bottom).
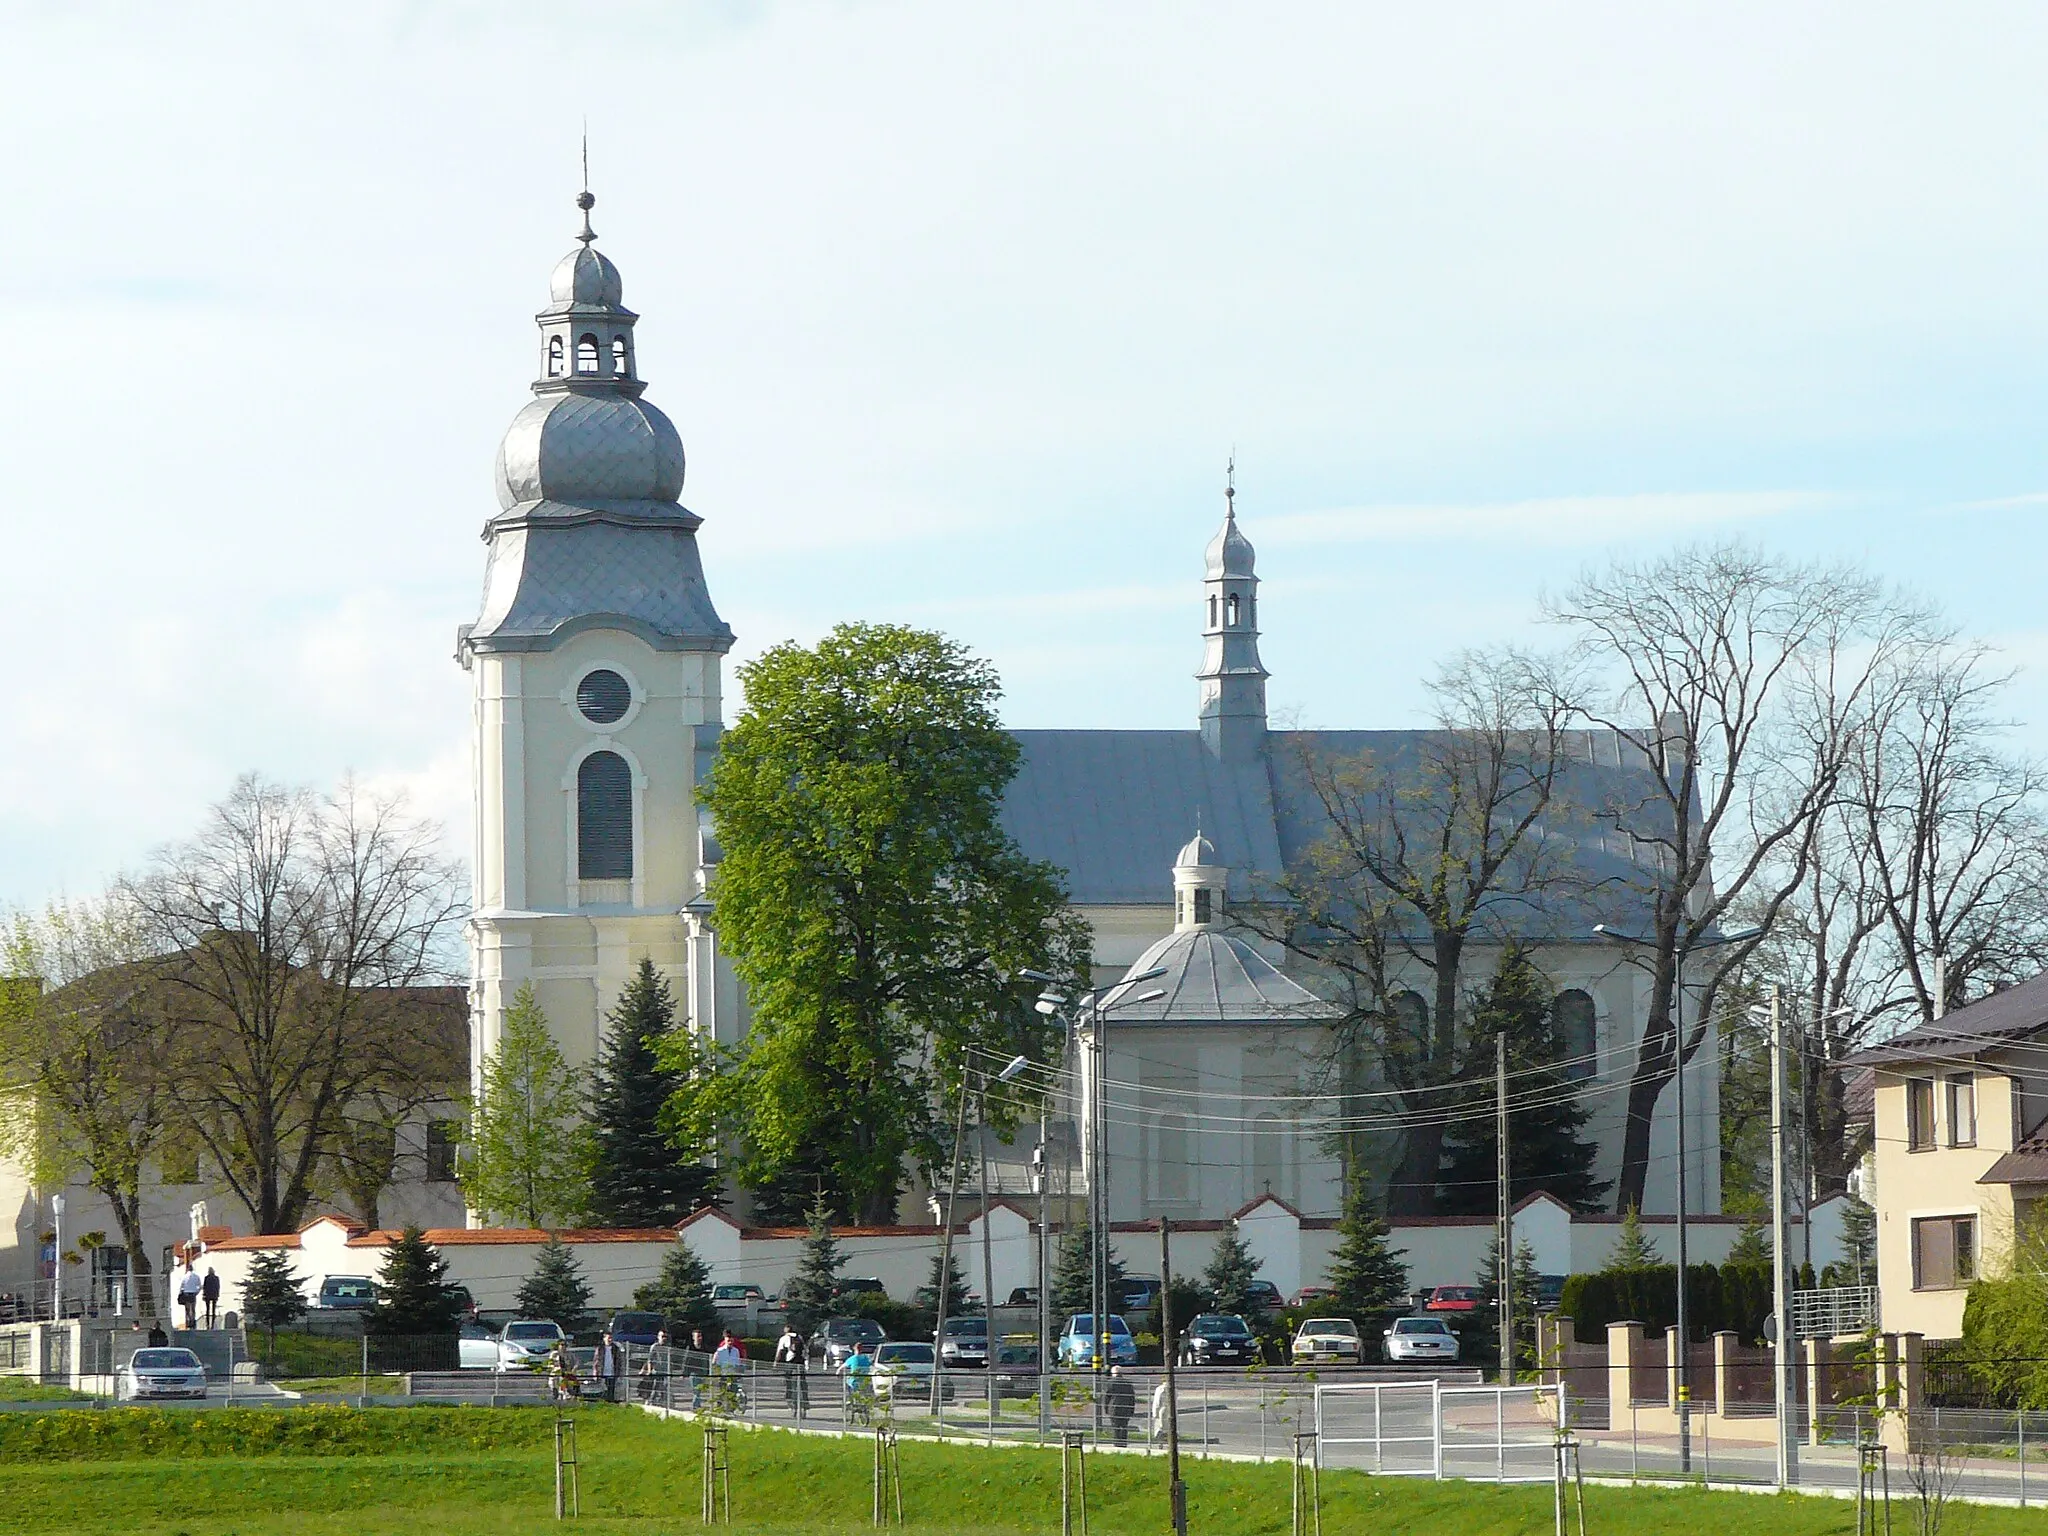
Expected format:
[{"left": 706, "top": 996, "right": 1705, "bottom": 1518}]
[
  {"left": 1383, "top": 1315, "right": 1460, "bottom": 1363},
  {"left": 870, "top": 1341, "right": 945, "bottom": 1402},
  {"left": 458, "top": 1317, "right": 501, "bottom": 1369},
  {"left": 496, "top": 1318, "right": 567, "bottom": 1370},
  {"left": 1291, "top": 1317, "right": 1364, "bottom": 1364},
  {"left": 123, "top": 1346, "right": 208, "bottom": 1401}
]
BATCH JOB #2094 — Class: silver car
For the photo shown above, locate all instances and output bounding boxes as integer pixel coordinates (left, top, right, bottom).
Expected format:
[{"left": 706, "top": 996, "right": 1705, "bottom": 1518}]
[
  {"left": 122, "top": 1346, "right": 208, "bottom": 1401},
  {"left": 496, "top": 1318, "right": 566, "bottom": 1370},
  {"left": 1383, "top": 1315, "right": 1461, "bottom": 1363}
]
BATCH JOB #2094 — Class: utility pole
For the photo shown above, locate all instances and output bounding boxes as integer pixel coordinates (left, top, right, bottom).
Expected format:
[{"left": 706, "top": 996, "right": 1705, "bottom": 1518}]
[
  {"left": 1496, "top": 1031, "right": 1512, "bottom": 1384},
  {"left": 934, "top": 1077, "right": 970, "bottom": 1419},
  {"left": 1091, "top": 1000, "right": 1109, "bottom": 1419},
  {"left": 979, "top": 1093, "right": 998, "bottom": 1437},
  {"left": 1037, "top": 1111, "right": 1052, "bottom": 1438},
  {"left": 1671, "top": 951, "right": 1693, "bottom": 1473},
  {"left": 1160, "top": 1218, "right": 1189, "bottom": 1536},
  {"left": 1769, "top": 984, "right": 1799, "bottom": 1488}
]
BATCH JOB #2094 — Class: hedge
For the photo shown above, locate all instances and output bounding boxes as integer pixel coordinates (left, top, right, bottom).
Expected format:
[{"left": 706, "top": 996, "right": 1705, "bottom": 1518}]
[{"left": 1559, "top": 1262, "right": 1772, "bottom": 1345}]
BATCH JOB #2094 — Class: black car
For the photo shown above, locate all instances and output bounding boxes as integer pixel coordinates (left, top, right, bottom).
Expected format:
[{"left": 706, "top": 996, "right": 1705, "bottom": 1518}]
[
  {"left": 991, "top": 1341, "right": 1042, "bottom": 1399},
  {"left": 1244, "top": 1280, "right": 1285, "bottom": 1314},
  {"left": 809, "top": 1316, "right": 886, "bottom": 1368},
  {"left": 1179, "top": 1312, "right": 1260, "bottom": 1366}
]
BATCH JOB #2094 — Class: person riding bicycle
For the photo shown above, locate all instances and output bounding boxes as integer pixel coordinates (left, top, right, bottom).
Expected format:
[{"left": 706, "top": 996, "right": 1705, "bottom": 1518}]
[
  {"left": 841, "top": 1341, "right": 877, "bottom": 1423},
  {"left": 706, "top": 1330, "right": 746, "bottom": 1414}
]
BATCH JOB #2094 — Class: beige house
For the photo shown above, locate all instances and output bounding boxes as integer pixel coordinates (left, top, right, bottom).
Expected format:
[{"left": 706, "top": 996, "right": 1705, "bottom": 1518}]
[{"left": 1855, "top": 972, "right": 2048, "bottom": 1340}]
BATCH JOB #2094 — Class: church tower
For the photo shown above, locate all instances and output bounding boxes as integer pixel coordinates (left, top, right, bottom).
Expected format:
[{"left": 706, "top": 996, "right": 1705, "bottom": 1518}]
[
  {"left": 459, "top": 190, "right": 735, "bottom": 1097},
  {"left": 1196, "top": 470, "right": 1269, "bottom": 761}
]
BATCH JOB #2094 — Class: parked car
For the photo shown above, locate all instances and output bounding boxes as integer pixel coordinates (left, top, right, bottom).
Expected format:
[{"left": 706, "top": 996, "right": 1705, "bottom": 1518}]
[
  {"left": 1534, "top": 1274, "right": 1567, "bottom": 1312},
  {"left": 608, "top": 1310, "right": 665, "bottom": 1347},
  {"left": 992, "top": 1341, "right": 1042, "bottom": 1398},
  {"left": 1117, "top": 1276, "right": 1162, "bottom": 1315},
  {"left": 497, "top": 1318, "right": 567, "bottom": 1370},
  {"left": 834, "top": 1277, "right": 886, "bottom": 1300},
  {"left": 458, "top": 1317, "right": 501, "bottom": 1369},
  {"left": 1290, "top": 1316, "right": 1363, "bottom": 1365},
  {"left": 1005, "top": 1286, "right": 1040, "bottom": 1307},
  {"left": 1292, "top": 1285, "right": 1333, "bottom": 1307},
  {"left": 810, "top": 1316, "right": 887, "bottom": 1369},
  {"left": 936, "top": 1315, "right": 990, "bottom": 1368},
  {"left": 1056, "top": 1314, "right": 1137, "bottom": 1368},
  {"left": 1178, "top": 1313, "right": 1260, "bottom": 1367},
  {"left": 1244, "top": 1280, "right": 1285, "bottom": 1314},
  {"left": 122, "top": 1346, "right": 207, "bottom": 1401},
  {"left": 314, "top": 1275, "right": 377, "bottom": 1311},
  {"left": 871, "top": 1341, "right": 944, "bottom": 1401},
  {"left": 1422, "top": 1285, "right": 1483, "bottom": 1314},
  {"left": 712, "top": 1284, "right": 763, "bottom": 1304},
  {"left": 1383, "top": 1315, "right": 1460, "bottom": 1364}
]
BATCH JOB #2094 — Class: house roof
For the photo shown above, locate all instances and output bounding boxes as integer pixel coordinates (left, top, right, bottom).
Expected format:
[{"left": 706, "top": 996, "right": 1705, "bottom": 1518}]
[
  {"left": 1981, "top": 1126, "right": 2048, "bottom": 1186},
  {"left": 1110, "top": 927, "right": 1339, "bottom": 1024},
  {"left": 1845, "top": 972, "right": 2048, "bottom": 1067}
]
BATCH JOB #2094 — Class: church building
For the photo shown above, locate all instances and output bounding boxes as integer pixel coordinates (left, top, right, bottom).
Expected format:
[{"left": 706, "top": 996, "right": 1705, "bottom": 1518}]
[{"left": 460, "top": 195, "right": 1722, "bottom": 1230}]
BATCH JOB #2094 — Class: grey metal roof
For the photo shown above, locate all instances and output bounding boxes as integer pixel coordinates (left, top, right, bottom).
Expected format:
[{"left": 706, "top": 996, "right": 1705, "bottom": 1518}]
[
  {"left": 494, "top": 393, "right": 685, "bottom": 508},
  {"left": 1846, "top": 971, "right": 2048, "bottom": 1066},
  {"left": 1110, "top": 928, "right": 1340, "bottom": 1024}
]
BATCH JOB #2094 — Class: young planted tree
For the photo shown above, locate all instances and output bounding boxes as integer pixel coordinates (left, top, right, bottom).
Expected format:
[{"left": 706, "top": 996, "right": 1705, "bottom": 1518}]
[
  {"left": 462, "top": 983, "right": 593, "bottom": 1228},
  {"left": 1200, "top": 1226, "right": 1265, "bottom": 1318},
  {"left": 239, "top": 1248, "right": 307, "bottom": 1357},
  {"left": 632, "top": 1238, "right": 721, "bottom": 1341},
  {"left": 1050, "top": 1221, "right": 1128, "bottom": 1319},
  {"left": 675, "top": 623, "right": 1090, "bottom": 1223},
  {"left": 776, "top": 1197, "right": 846, "bottom": 1337},
  {"left": 1435, "top": 947, "right": 1608, "bottom": 1215},
  {"left": 515, "top": 1235, "right": 594, "bottom": 1336},
  {"left": 589, "top": 959, "right": 716, "bottom": 1226},
  {"left": 1323, "top": 1178, "right": 1410, "bottom": 1324},
  {"left": 365, "top": 1226, "right": 464, "bottom": 1336}
]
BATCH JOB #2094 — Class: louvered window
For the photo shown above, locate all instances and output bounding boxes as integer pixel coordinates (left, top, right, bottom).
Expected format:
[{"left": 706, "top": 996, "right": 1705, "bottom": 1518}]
[
  {"left": 577, "top": 669, "right": 631, "bottom": 724},
  {"left": 1555, "top": 990, "right": 1597, "bottom": 1082},
  {"left": 578, "top": 751, "right": 633, "bottom": 879}
]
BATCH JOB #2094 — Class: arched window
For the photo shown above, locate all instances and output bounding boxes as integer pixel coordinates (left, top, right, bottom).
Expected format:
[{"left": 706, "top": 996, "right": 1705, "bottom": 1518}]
[
  {"left": 577, "top": 751, "right": 633, "bottom": 879},
  {"left": 611, "top": 335, "right": 629, "bottom": 376},
  {"left": 1391, "top": 990, "right": 1429, "bottom": 1043},
  {"left": 1252, "top": 1112, "right": 1286, "bottom": 1201},
  {"left": 1208, "top": 594, "right": 1218, "bottom": 627},
  {"left": 1554, "top": 989, "right": 1597, "bottom": 1081},
  {"left": 546, "top": 336, "right": 564, "bottom": 377},
  {"left": 575, "top": 333, "right": 600, "bottom": 374},
  {"left": 1226, "top": 592, "right": 1241, "bottom": 626},
  {"left": 1156, "top": 1114, "right": 1190, "bottom": 1202}
]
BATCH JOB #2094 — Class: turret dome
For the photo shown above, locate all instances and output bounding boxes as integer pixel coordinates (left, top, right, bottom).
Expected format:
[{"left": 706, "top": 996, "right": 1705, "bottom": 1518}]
[
  {"left": 550, "top": 244, "right": 623, "bottom": 308},
  {"left": 494, "top": 393, "right": 685, "bottom": 508}
]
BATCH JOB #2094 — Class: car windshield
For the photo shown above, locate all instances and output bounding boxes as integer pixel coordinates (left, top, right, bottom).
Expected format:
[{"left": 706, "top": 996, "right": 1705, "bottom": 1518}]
[
  {"left": 324, "top": 1279, "right": 373, "bottom": 1298},
  {"left": 1300, "top": 1320, "right": 1357, "bottom": 1337},
  {"left": 1191, "top": 1316, "right": 1250, "bottom": 1338},
  {"left": 1395, "top": 1318, "right": 1451, "bottom": 1335},
  {"left": 611, "top": 1312, "right": 661, "bottom": 1332},
  {"left": 505, "top": 1322, "right": 562, "bottom": 1342},
  {"left": 1067, "top": 1316, "right": 1131, "bottom": 1337},
  {"left": 877, "top": 1344, "right": 933, "bottom": 1364},
  {"left": 942, "top": 1319, "right": 986, "bottom": 1337},
  {"left": 713, "top": 1286, "right": 753, "bottom": 1299},
  {"left": 1434, "top": 1287, "right": 1480, "bottom": 1301},
  {"left": 132, "top": 1349, "right": 199, "bottom": 1370}
]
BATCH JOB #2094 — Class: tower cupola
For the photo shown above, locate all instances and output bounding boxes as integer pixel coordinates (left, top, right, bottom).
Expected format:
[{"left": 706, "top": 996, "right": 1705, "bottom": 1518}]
[
  {"left": 1196, "top": 464, "right": 1270, "bottom": 761},
  {"left": 1172, "top": 831, "right": 1228, "bottom": 931}
]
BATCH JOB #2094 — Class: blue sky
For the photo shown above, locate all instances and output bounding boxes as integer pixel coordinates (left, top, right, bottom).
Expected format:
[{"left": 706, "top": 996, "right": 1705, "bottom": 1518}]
[{"left": 5, "top": 2, "right": 2048, "bottom": 905}]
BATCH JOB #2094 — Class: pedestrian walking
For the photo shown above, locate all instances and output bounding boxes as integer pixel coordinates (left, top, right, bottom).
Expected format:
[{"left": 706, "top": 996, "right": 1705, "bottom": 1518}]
[
  {"left": 1149, "top": 1379, "right": 1172, "bottom": 1442},
  {"left": 200, "top": 1267, "right": 221, "bottom": 1329},
  {"left": 147, "top": 1320, "right": 168, "bottom": 1348},
  {"left": 597, "top": 1328, "right": 623, "bottom": 1403},
  {"left": 640, "top": 1330, "right": 669, "bottom": 1404},
  {"left": 176, "top": 1264, "right": 201, "bottom": 1331},
  {"left": 1106, "top": 1365, "right": 1135, "bottom": 1446},
  {"left": 774, "top": 1321, "right": 804, "bottom": 1410}
]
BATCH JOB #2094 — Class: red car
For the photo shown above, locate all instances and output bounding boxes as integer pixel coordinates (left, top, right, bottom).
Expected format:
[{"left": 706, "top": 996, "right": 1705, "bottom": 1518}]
[{"left": 1422, "top": 1285, "right": 1483, "bottom": 1313}]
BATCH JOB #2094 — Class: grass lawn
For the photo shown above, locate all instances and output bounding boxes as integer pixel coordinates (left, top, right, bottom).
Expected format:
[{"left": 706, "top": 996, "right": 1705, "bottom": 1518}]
[
  {"left": 0, "top": 1378, "right": 83, "bottom": 1404},
  {"left": 0, "top": 1403, "right": 2033, "bottom": 1536},
  {"left": 276, "top": 1375, "right": 409, "bottom": 1396}
]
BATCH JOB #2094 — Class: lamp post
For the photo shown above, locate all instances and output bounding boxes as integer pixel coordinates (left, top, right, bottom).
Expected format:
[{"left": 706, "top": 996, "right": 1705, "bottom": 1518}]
[
  {"left": 934, "top": 1052, "right": 1028, "bottom": 1422},
  {"left": 1594, "top": 921, "right": 1760, "bottom": 1473},
  {"left": 49, "top": 1194, "right": 64, "bottom": 1321}
]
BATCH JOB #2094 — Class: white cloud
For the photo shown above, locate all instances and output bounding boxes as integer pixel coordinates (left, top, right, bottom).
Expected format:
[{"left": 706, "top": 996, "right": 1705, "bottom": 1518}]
[{"left": 1250, "top": 492, "right": 1837, "bottom": 549}]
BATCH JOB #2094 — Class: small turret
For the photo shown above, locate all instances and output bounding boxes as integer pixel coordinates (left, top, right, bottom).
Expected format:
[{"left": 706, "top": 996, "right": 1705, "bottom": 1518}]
[
  {"left": 1172, "top": 831, "right": 1228, "bottom": 931},
  {"left": 1197, "top": 463, "right": 1269, "bottom": 761}
]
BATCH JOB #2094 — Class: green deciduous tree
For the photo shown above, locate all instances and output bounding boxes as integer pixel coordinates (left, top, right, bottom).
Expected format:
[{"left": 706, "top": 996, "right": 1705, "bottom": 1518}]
[
  {"left": 462, "top": 983, "right": 593, "bottom": 1228},
  {"left": 515, "top": 1235, "right": 594, "bottom": 1336},
  {"left": 239, "top": 1248, "right": 307, "bottom": 1355},
  {"left": 632, "top": 1238, "right": 721, "bottom": 1341},
  {"left": 1324, "top": 1177, "right": 1410, "bottom": 1324},
  {"left": 672, "top": 623, "right": 1089, "bottom": 1222},
  {"left": 1051, "top": 1222, "right": 1126, "bottom": 1319},
  {"left": 1201, "top": 1225, "right": 1265, "bottom": 1318},
  {"left": 589, "top": 959, "right": 717, "bottom": 1227},
  {"left": 366, "top": 1226, "right": 464, "bottom": 1337},
  {"left": 1435, "top": 946, "right": 1608, "bottom": 1214},
  {"left": 776, "top": 1197, "right": 846, "bottom": 1337}
]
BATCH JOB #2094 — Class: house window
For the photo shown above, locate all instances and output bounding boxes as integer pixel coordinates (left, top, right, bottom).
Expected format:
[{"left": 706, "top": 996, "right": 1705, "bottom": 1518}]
[
  {"left": 577, "top": 751, "right": 633, "bottom": 879},
  {"left": 1947, "top": 1074, "right": 1977, "bottom": 1148},
  {"left": 1911, "top": 1214, "right": 1978, "bottom": 1290},
  {"left": 425, "top": 1120, "right": 460, "bottom": 1183},
  {"left": 1907, "top": 1077, "right": 1936, "bottom": 1151},
  {"left": 1554, "top": 989, "right": 1596, "bottom": 1082}
]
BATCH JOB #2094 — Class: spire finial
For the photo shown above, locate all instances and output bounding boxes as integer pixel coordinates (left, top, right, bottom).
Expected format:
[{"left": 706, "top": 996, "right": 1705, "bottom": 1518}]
[
  {"left": 576, "top": 125, "right": 597, "bottom": 245},
  {"left": 1225, "top": 453, "right": 1236, "bottom": 518}
]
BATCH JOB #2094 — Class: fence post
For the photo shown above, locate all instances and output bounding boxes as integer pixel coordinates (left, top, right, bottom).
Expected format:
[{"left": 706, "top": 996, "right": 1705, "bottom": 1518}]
[
  {"left": 1605, "top": 1321, "right": 1642, "bottom": 1421},
  {"left": 360, "top": 1332, "right": 369, "bottom": 1407},
  {"left": 2020, "top": 1412, "right": 2028, "bottom": 1509}
]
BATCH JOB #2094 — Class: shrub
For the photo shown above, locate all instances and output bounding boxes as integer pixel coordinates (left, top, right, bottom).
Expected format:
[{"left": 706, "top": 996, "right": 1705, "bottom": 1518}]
[{"left": 0, "top": 1405, "right": 554, "bottom": 1461}]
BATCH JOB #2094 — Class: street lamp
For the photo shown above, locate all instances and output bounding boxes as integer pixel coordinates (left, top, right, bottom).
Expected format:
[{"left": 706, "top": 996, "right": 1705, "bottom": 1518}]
[
  {"left": 1593, "top": 921, "right": 1760, "bottom": 1473},
  {"left": 933, "top": 1051, "right": 1033, "bottom": 1425}
]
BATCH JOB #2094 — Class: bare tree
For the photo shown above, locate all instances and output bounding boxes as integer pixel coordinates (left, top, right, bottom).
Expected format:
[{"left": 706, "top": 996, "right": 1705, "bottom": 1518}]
[
  {"left": 1247, "top": 648, "right": 1580, "bottom": 1215},
  {"left": 1549, "top": 542, "right": 1918, "bottom": 1213},
  {"left": 127, "top": 776, "right": 465, "bottom": 1234},
  {"left": 0, "top": 895, "right": 176, "bottom": 1312}
]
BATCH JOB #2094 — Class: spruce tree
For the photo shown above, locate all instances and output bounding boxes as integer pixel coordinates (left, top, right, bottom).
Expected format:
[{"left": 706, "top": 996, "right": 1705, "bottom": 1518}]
[
  {"left": 1435, "top": 948, "right": 1610, "bottom": 1214},
  {"left": 777, "top": 1196, "right": 846, "bottom": 1337},
  {"left": 239, "top": 1248, "right": 307, "bottom": 1356},
  {"left": 1471, "top": 1234, "right": 1542, "bottom": 1378},
  {"left": 633, "top": 1237, "right": 721, "bottom": 1340},
  {"left": 1201, "top": 1225, "right": 1265, "bottom": 1318},
  {"left": 365, "top": 1226, "right": 464, "bottom": 1336},
  {"left": 1324, "top": 1176, "right": 1410, "bottom": 1323},
  {"left": 1824, "top": 1193, "right": 1877, "bottom": 1288},
  {"left": 916, "top": 1250, "right": 970, "bottom": 1316},
  {"left": 588, "top": 959, "right": 717, "bottom": 1226},
  {"left": 515, "top": 1235, "right": 594, "bottom": 1335},
  {"left": 1604, "top": 1204, "right": 1659, "bottom": 1271},
  {"left": 1051, "top": 1221, "right": 1127, "bottom": 1318},
  {"left": 1726, "top": 1208, "right": 1771, "bottom": 1268}
]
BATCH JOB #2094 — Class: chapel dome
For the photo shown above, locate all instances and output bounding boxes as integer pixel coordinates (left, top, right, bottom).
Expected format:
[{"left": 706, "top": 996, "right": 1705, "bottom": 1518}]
[
  {"left": 493, "top": 392, "right": 686, "bottom": 509},
  {"left": 1175, "top": 832, "right": 1218, "bottom": 868},
  {"left": 550, "top": 244, "right": 624, "bottom": 308},
  {"left": 1205, "top": 509, "right": 1257, "bottom": 580}
]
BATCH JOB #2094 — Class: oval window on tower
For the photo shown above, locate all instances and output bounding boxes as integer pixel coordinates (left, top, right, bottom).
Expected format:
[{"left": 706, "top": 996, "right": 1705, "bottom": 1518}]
[{"left": 576, "top": 669, "right": 632, "bottom": 724}]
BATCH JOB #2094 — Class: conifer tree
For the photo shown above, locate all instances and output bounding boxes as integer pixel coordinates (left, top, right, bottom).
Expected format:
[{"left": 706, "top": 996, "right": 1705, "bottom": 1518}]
[
  {"left": 515, "top": 1234, "right": 594, "bottom": 1335},
  {"left": 588, "top": 959, "right": 716, "bottom": 1226},
  {"left": 1824, "top": 1193, "right": 1877, "bottom": 1288},
  {"left": 1201, "top": 1224, "right": 1265, "bottom": 1318},
  {"left": 1469, "top": 1233, "right": 1542, "bottom": 1377},
  {"left": 366, "top": 1226, "right": 464, "bottom": 1336},
  {"left": 1324, "top": 1176, "right": 1410, "bottom": 1323},
  {"left": 916, "top": 1250, "right": 970, "bottom": 1316},
  {"left": 239, "top": 1248, "right": 307, "bottom": 1356},
  {"left": 462, "top": 984, "right": 594, "bottom": 1228},
  {"left": 1435, "top": 947, "right": 1610, "bottom": 1214},
  {"left": 1051, "top": 1221, "right": 1127, "bottom": 1318},
  {"left": 1604, "top": 1204, "right": 1660, "bottom": 1271},
  {"left": 776, "top": 1196, "right": 846, "bottom": 1337},
  {"left": 633, "top": 1237, "right": 721, "bottom": 1340},
  {"left": 1726, "top": 1208, "right": 1771, "bottom": 1268}
]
